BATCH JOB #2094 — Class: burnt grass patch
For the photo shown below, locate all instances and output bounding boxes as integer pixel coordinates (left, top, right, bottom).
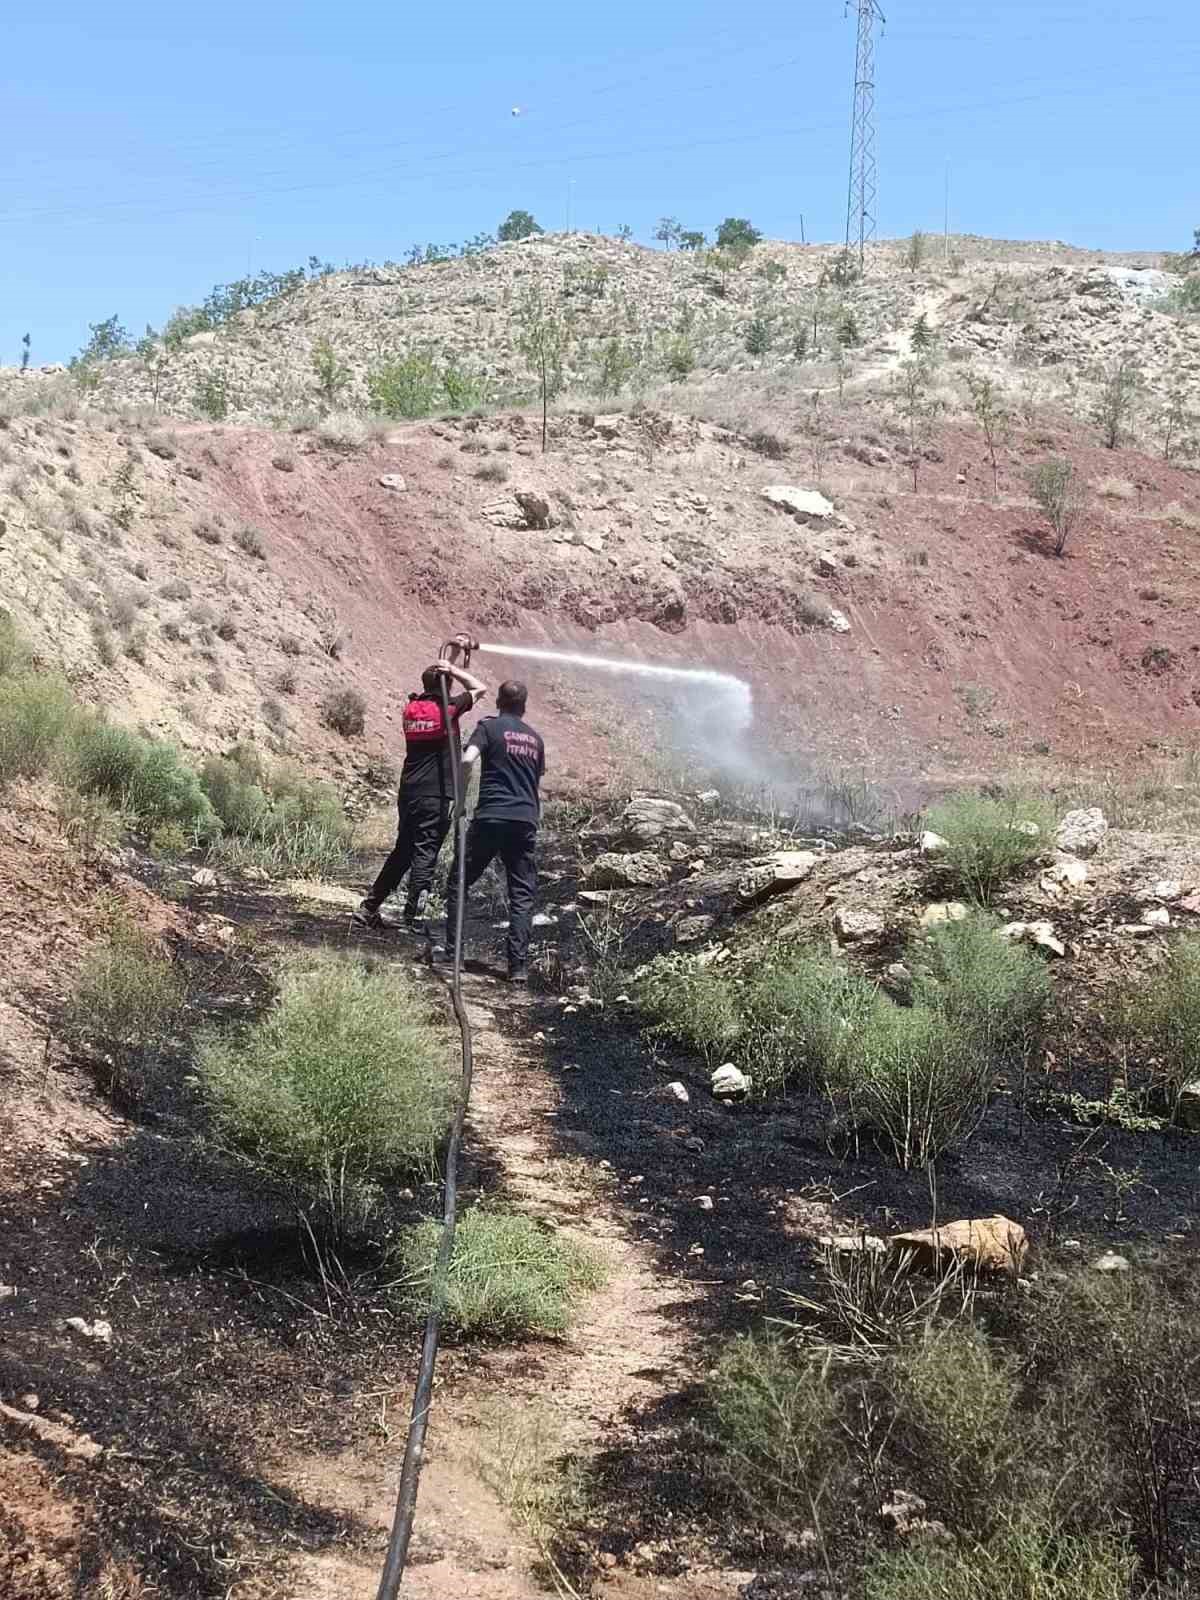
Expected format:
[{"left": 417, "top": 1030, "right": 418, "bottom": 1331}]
[{"left": 2, "top": 885, "right": 511, "bottom": 1598}]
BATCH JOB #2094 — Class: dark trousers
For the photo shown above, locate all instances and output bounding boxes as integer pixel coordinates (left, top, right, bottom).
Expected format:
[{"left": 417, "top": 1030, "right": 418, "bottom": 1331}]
[
  {"left": 445, "top": 818, "right": 538, "bottom": 971},
  {"left": 365, "top": 795, "right": 453, "bottom": 918}
]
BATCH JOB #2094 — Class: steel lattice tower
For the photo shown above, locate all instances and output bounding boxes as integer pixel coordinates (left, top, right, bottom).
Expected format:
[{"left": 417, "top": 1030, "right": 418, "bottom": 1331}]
[{"left": 844, "top": 0, "right": 885, "bottom": 269}]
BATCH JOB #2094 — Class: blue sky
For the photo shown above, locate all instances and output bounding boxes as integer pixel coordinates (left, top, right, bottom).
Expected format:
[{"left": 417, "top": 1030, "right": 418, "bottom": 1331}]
[{"left": 3, "top": 1, "right": 1196, "bottom": 363}]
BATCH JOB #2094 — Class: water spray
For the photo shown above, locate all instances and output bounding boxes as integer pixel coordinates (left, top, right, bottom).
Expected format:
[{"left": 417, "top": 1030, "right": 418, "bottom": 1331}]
[{"left": 476, "top": 641, "right": 754, "bottom": 731}]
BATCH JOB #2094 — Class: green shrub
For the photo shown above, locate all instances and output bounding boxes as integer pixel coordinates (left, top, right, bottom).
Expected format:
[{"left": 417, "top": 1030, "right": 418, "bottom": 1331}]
[
  {"left": 55, "top": 788, "right": 127, "bottom": 862},
  {"left": 912, "top": 912, "right": 1051, "bottom": 1068},
  {"left": 636, "top": 954, "right": 738, "bottom": 1061},
  {"left": 864, "top": 1517, "right": 1136, "bottom": 1600},
  {"left": 199, "top": 745, "right": 351, "bottom": 877},
  {"left": 66, "top": 916, "right": 185, "bottom": 1096},
  {"left": 392, "top": 1208, "right": 603, "bottom": 1339},
  {"left": 924, "top": 792, "right": 1052, "bottom": 902},
  {"left": 737, "top": 949, "right": 878, "bottom": 1096},
  {"left": 62, "top": 718, "right": 217, "bottom": 837},
  {"left": 198, "top": 953, "right": 454, "bottom": 1235},
  {"left": 321, "top": 685, "right": 366, "bottom": 737},
  {"left": 1128, "top": 935, "right": 1200, "bottom": 1120},
  {"left": 829, "top": 1001, "right": 993, "bottom": 1168},
  {"left": 0, "top": 673, "right": 78, "bottom": 784},
  {"left": 707, "top": 1334, "right": 849, "bottom": 1516},
  {"left": 0, "top": 611, "right": 33, "bottom": 678},
  {"left": 366, "top": 354, "right": 440, "bottom": 419},
  {"left": 887, "top": 1327, "right": 1024, "bottom": 1530}
]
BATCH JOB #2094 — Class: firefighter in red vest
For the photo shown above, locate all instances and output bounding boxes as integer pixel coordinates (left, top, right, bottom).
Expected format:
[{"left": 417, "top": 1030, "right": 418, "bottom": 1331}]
[{"left": 354, "top": 636, "right": 487, "bottom": 931}]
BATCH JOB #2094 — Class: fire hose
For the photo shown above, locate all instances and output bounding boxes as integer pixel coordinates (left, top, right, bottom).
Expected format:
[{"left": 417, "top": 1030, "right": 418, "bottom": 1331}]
[{"left": 375, "top": 636, "right": 477, "bottom": 1599}]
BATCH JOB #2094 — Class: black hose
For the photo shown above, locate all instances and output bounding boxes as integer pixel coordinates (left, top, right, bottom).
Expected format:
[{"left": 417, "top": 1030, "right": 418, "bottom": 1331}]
[{"left": 375, "top": 669, "right": 473, "bottom": 1599}]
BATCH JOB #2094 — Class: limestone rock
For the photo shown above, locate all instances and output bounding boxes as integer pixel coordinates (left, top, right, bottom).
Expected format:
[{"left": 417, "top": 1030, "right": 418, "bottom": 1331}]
[
  {"left": 1153, "top": 879, "right": 1183, "bottom": 901},
  {"left": 736, "top": 850, "right": 818, "bottom": 904},
  {"left": 834, "top": 907, "right": 887, "bottom": 943},
  {"left": 63, "top": 1316, "right": 114, "bottom": 1345},
  {"left": 377, "top": 473, "right": 407, "bottom": 492},
  {"left": 664, "top": 1081, "right": 690, "bottom": 1105},
  {"left": 889, "top": 1215, "right": 1028, "bottom": 1274},
  {"left": 675, "top": 914, "right": 716, "bottom": 944},
  {"left": 919, "top": 830, "right": 949, "bottom": 856},
  {"left": 761, "top": 484, "right": 835, "bottom": 524},
  {"left": 623, "top": 795, "right": 695, "bottom": 843},
  {"left": 1001, "top": 920, "right": 1066, "bottom": 957},
  {"left": 191, "top": 867, "right": 218, "bottom": 889},
  {"left": 827, "top": 608, "right": 851, "bottom": 634},
  {"left": 587, "top": 851, "right": 669, "bottom": 890},
  {"left": 669, "top": 840, "right": 692, "bottom": 863},
  {"left": 819, "top": 1234, "right": 886, "bottom": 1254},
  {"left": 1092, "top": 1251, "right": 1130, "bottom": 1274},
  {"left": 919, "top": 901, "right": 968, "bottom": 929},
  {"left": 711, "top": 1062, "right": 752, "bottom": 1098},
  {"left": 1142, "top": 905, "right": 1171, "bottom": 928},
  {"left": 1055, "top": 807, "right": 1108, "bottom": 857}
]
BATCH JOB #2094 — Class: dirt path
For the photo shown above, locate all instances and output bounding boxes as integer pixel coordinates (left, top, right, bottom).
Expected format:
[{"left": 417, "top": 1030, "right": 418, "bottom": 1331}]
[{"left": 282, "top": 960, "right": 706, "bottom": 1600}]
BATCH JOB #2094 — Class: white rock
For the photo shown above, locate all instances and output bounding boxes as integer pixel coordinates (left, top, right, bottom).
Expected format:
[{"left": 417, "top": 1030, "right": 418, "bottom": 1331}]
[
  {"left": 1092, "top": 1252, "right": 1130, "bottom": 1274},
  {"left": 1055, "top": 807, "right": 1108, "bottom": 857},
  {"left": 711, "top": 1062, "right": 752, "bottom": 1098},
  {"left": 1142, "top": 906, "right": 1171, "bottom": 928},
  {"left": 834, "top": 907, "right": 886, "bottom": 942},
  {"left": 827, "top": 608, "right": 851, "bottom": 634},
  {"left": 377, "top": 473, "right": 407, "bottom": 492},
  {"left": 761, "top": 484, "right": 835, "bottom": 523},
  {"left": 0, "top": 1284, "right": 15, "bottom": 1301},
  {"left": 665, "top": 1081, "right": 690, "bottom": 1104},
  {"left": 1176, "top": 1081, "right": 1200, "bottom": 1131},
  {"left": 919, "top": 830, "right": 949, "bottom": 856},
  {"left": 623, "top": 795, "right": 695, "bottom": 843},
  {"left": 190, "top": 868, "right": 217, "bottom": 888},
  {"left": 695, "top": 788, "right": 721, "bottom": 806},
  {"left": 819, "top": 1234, "right": 886, "bottom": 1254},
  {"left": 1002, "top": 920, "right": 1065, "bottom": 956},
  {"left": 1153, "top": 880, "right": 1183, "bottom": 901},
  {"left": 1010, "top": 820, "right": 1041, "bottom": 838},
  {"left": 919, "top": 902, "right": 968, "bottom": 929},
  {"left": 63, "top": 1317, "right": 113, "bottom": 1345},
  {"left": 736, "top": 850, "right": 818, "bottom": 904},
  {"left": 1048, "top": 859, "right": 1089, "bottom": 888},
  {"left": 697, "top": 1195, "right": 715, "bottom": 1211}
]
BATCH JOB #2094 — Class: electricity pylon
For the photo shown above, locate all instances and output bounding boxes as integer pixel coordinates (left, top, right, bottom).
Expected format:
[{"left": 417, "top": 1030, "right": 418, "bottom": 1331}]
[{"left": 845, "top": 0, "right": 885, "bottom": 270}]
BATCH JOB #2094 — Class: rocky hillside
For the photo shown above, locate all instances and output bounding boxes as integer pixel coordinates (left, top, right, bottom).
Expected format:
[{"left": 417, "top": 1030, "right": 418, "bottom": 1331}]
[{"left": 4, "top": 233, "right": 1198, "bottom": 441}]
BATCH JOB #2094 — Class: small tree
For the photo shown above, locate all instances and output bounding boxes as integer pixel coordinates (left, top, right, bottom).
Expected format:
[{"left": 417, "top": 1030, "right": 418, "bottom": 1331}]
[
  {"left": 653, "top": 217, "right": 683, "bottom": 250},
  {"left": 838, "top": 308, "right": 861, "bottom": 348},
  {"left": 905, "top": 229, "right": 927, "bottom": 275},
  {"left": 679, "top": 229, "right": 707, "bottom": 252},
  {"left": 664, "top": 334, "right": 696, "bottom": 382},
  {"left": 1028, "top": 457, "right": 1084, "bottom": 556},
  {"left": 911, "top": 312, "right": 934, "bottom": 352},
  {"left": 20, "top": 333, "right": 30, "bottom": 373},
  {"left": 593, "top": 337, "right": 637, "bottom": 397},
  {"left": 517, "top": 288, "right": 570, "bottom": 452},
  {"left": 892, "top": 356, "right": 944, "bottom": 493},
  {"left": 498, "top": 209, "right": 543, "bottom": 243},
  {"left": 135, "top": 327, "right": 171, "bottom": 411},
  {"left": 703, "top": 246, "right": 749, "bottom": 297},
  {"left": 1160, "top": 387, "right": 1193, "bottom": 463},
  {"left": 73, "top": 314, "right": 131, "bottom": 368},
  {"left": 792, "top": 325, "right": 810, "bottom": 363},
  {"left": 715, "top": 217, "right": 762, "bottom": 251},
  {"left": 744, "top": 316, "right": 771, "bottom": 361},
  {"left": 966, "top": 371, "right": 1010, "bottom": 496},
  {"left": 1094, "top": 354, "right": 1140, "bottom": 449},
  {"left": 615, "top": 222, "right": 634, "bottom": 241},
  {"left": 311, "top": 336, "right": 351, "bottom": 408},
  {"left": 804, "top": 392, "right": 827, "bottom": 481}
]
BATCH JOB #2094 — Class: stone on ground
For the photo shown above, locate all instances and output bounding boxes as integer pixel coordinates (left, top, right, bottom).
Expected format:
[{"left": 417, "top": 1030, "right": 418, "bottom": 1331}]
[
  {"left": 888, "top": 1215, "right": 1028, "bottom": 1274},
  {"left": 587, "top": 851, "right": 669, "bottom": 890},
  {"left": 1092, "top": 1251, "right": 1131, "bottom": 1273},
  {"left": 833, "top": 906, "right": 887, "bottom": 943},
  {"left": 919, "top": 901, "right": 968, "bottom": 928},
  {"left": 622, "top": 795, "right": 696, "bottom": 843},
  {"left": 919, "top": 830, "right": 949, "bottom": 856},
  {"left": 1055, "top": 807, "right": 1109, "bottom": 857},
  {"left": 736, "top": 850, "right": 818, "bottom": 904},
  {"left": 760, "top": 484, "right": 835, "bottom": 523},
  {"left": 711, "top": 1062, "right": 752, "bottom": 1098}
]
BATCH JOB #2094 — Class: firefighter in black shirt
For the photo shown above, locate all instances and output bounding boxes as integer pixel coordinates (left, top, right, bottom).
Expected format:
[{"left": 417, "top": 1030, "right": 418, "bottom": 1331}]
[
  {"left": 354, "top": 643, "right": 487, "bottom": 931},
  {"left": 445, "top": 679, "right": 545, "bottom": 982}
]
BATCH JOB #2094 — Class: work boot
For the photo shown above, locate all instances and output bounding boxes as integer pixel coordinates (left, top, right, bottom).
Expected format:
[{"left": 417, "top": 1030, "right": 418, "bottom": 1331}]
[
  {"left": 508, "top": 965, "right": 530, "bottom": 986},
  {"left": 352, "top": 901, "right": 387, "bottom": 930}
]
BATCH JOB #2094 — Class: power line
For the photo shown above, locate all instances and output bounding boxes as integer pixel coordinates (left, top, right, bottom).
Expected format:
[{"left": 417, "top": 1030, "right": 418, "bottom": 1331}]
[{"left": 845, "top": 0, "right": 886, "bottom": 268}]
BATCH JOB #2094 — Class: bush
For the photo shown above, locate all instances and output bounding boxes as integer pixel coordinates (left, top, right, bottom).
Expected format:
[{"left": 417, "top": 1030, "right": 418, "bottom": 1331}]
[
  {"left": 736, "top": 949, "right": 878, "bottom": 1097},
  {"left": 863, "top": 1517, "right": 1137, "bottom": 1600},
  {"left": 924, "top": 792, "right": 1051, "bottom": 902},
  {"left": 474, "top": 460, "right": 509, "bottom": 483},
  {"left": 912, "top": 912, "right": 1051, "bottom": 1069},
  {"left": 233, "top": 525, "right": 266, "bottom": 560},
  {"left": 66, "top": 916, "right": 184, "bottom": 1097},
  {"left": 715, "top": 217, "right": 762, "bottom": 250},
  {"left": 198, "top": 953, "right": 455, "bottom": 1235},
  {"left": 199, "top": 746, "right": 352, "bottom": 877},
  {"left": 321, "top": 685, "right": 366, "bottom": 737},
  {"left": 498, "top": 209, "right": 543, "bottom": 243},
  {"left": 1027, "top": 457, "right": 1083, "bottom": 556},
  {"left": 0, "top": 673, "right": 78, "bottom": 784},
  {"left": 62, "top": 718, "right": 217, "bottom": 837},
  {"left": 1128, "top": 934, "right": 1200, "bottom": 1121},
  {"left": 636, "top": 954, "right": 738, "bottom": 1061},
  {"left": 392, "top": 1208, "right": 602, "bottom": 1338},
  {"left": 887, "top": 1326, "right": 1024, "bottom": 1529},
  {"left": 708, "top": 1335, "right": 848, "bottom": 1516},
  {"left": 0, "top": 611, "right": 33, "bottom": 677}
]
